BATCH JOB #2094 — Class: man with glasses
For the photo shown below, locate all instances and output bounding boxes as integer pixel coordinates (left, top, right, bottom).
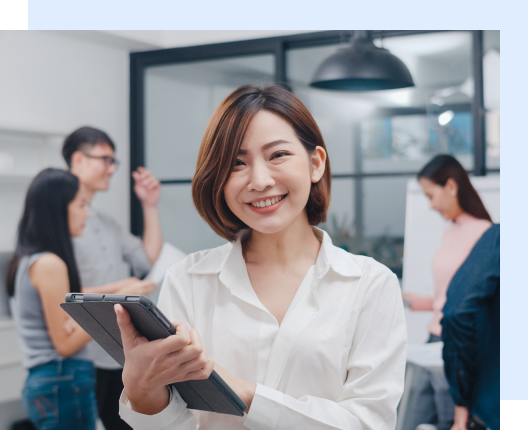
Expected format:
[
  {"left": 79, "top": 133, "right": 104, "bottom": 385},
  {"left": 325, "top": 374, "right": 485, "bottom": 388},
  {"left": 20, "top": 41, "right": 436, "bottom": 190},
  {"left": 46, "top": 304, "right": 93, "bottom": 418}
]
[{"left": 62, "top": 126, "right": 163, "bottom": 430}]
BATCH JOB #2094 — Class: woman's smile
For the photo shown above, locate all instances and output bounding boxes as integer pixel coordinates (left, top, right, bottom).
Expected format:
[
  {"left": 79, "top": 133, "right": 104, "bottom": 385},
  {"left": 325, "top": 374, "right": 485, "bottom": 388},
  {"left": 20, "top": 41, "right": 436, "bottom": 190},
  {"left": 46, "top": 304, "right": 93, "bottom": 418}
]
[{"left": 247, "top": 194, "right": 287, "bottom": 214}]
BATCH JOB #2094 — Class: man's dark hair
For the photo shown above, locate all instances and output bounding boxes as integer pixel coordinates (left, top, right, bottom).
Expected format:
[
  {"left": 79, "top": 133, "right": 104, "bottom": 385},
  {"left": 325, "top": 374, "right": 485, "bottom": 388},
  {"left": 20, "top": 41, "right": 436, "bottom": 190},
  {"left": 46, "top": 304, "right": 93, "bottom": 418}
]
[{"left": 62, "top": 126, "right": 116, "bottom": 168}]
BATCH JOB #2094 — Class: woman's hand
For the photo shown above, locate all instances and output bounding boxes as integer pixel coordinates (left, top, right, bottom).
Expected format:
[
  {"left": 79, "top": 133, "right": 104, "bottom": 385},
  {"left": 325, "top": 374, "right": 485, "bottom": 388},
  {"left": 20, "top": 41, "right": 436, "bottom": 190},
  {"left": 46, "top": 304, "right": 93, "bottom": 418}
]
[
  {"left": 401, "top": 293, "right": 434, "bottom": 311},
  {"left": 401, "top": 293, "right": 412, "bottom": 301},
  {"left": 115, "top": 304, "right": 214, "bottom": 415},
  {"left": 451, "top": 406, "right": 469, "bottom": 430},
  {"left": 214, "top": 363, "right": 256, "bottom": 413}
]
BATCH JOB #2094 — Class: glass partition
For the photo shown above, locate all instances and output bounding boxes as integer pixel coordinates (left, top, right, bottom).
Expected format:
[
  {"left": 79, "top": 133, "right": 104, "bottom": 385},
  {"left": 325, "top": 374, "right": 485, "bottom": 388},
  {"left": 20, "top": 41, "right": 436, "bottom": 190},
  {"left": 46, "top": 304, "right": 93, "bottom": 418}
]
[
  {"left": 287, "top": 32, "right": 475, "bottom": 275},
  {"left": 144, "top": 54, "right": 274, "bottom": 253},
  {"left": 483, "top": 30, "right": 500, "bottom": 170},
  {"left": 287, "top": 31, "right": 475, "bottom": 174},
  {"left": 158, "top": 184, "right": 227, "bottom": 254},
  {"left": 321, "top": 177, "right": 407, "bottom": 277},
  {"left": 145, "top": 55, "right": 275, "bottom": 180},
  {"left": 135, "top": 30, "right": 494, "bottom": 276}
]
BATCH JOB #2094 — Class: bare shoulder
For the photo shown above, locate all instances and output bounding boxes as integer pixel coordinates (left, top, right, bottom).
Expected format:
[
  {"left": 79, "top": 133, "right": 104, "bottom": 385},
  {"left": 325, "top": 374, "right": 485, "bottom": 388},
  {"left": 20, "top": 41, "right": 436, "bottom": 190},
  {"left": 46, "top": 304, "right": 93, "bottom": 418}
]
[{"left": 29, "top": 254, "right": 68, "bottom": 285}]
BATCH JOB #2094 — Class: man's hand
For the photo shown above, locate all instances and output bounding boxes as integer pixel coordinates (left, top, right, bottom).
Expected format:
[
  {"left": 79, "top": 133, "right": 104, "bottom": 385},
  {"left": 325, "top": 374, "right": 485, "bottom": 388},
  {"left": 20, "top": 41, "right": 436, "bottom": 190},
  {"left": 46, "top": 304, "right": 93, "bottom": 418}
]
[
  {"left": 133, "top": 167, "right": 161, "bottom": 207},
  {"left": 451, "top": 406, "right": 469, "bottom": 430},
  {"left": 117, "top": 279, "right": 158, "bottom": 296}
]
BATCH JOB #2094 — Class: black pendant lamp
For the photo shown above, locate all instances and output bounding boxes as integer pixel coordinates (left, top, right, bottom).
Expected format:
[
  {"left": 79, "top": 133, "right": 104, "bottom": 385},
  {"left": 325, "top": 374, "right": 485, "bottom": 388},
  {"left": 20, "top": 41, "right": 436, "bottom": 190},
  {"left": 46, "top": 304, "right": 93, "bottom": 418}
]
[{"left": 310, "top": 30, "right": 415, "bottom": 91}]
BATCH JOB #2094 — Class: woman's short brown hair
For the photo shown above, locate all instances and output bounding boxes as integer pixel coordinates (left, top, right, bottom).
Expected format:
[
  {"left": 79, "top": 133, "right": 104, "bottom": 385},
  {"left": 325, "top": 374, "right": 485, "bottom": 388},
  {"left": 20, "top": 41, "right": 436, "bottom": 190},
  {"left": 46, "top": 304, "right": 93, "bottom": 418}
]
[{"left": 192, "top": 85, "right": 332, "bottom": 242}]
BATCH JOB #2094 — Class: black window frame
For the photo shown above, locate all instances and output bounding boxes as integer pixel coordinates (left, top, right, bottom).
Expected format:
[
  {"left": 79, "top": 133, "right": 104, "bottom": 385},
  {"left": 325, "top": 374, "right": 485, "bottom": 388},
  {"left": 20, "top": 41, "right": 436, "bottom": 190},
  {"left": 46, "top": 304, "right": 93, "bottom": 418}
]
[{"left": 130, "top": 30, "right": 496, "bottom": 236}]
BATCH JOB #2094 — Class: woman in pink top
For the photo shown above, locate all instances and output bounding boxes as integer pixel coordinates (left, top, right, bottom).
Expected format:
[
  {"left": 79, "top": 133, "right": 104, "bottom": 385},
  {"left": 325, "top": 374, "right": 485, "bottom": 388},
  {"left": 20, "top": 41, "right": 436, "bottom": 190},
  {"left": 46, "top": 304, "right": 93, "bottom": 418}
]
[{"left": 402, "top": 155, "right": 492, "bottom": 430}]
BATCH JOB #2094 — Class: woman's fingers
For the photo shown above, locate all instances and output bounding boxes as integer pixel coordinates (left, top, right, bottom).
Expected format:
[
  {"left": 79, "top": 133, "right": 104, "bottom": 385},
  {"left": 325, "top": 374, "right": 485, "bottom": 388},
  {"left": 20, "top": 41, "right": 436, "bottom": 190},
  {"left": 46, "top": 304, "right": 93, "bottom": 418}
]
[
  {"left": 154, "top": 322, "right": 191, "bottom": 357},
  {"left": 177, "top": 329, "right": 214, "bottom": 380},
  {"left": 179, "top": 353, "right": 209, "bottom": 374},
  {"left": 183, "top": 357, "right": 214, "bottom": 381},
  {"left": 115, "top": 304, "right": 146, "bottom": 349}
]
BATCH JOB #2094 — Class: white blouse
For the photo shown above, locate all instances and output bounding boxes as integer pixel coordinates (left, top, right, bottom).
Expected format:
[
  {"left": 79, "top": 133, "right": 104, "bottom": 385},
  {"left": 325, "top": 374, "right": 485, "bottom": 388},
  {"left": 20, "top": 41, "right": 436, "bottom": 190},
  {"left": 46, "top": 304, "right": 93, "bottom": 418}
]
[{"left": 119, "top": 227, "right": 407, "bottom": 430}]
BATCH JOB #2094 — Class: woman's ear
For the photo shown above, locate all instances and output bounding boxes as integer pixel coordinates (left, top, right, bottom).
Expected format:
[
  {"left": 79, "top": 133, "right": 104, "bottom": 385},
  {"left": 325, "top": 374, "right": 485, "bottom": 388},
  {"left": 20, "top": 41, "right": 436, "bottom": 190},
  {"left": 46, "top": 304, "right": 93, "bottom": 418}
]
[
  {"left": 311, "top": 146, "right": 327, "bottom": 183},
  {"left": 445, "top": 178, "right": 459, "bottom": 196}
]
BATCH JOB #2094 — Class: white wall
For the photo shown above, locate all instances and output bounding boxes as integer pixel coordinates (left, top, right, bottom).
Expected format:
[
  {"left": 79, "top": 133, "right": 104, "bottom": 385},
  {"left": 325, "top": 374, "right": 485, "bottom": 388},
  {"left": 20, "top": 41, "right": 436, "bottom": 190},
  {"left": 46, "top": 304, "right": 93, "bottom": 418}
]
[
  {"left": 0, "top": 30, "right": 314, "bottom": 240},
  {"left": 0, "top": 30, "right": 131, "bottom": 234}
]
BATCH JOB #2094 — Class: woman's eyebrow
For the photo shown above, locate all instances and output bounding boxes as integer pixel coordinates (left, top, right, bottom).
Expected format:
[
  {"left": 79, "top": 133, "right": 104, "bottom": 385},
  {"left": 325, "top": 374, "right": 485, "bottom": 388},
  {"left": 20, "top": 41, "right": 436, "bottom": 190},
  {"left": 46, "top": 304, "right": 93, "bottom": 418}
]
[
  {"left": 238, "top": 139, "right": 291, "bottom": 155},
  {"left": 262, "top": 139, "right": 290, "bottom": 151}
]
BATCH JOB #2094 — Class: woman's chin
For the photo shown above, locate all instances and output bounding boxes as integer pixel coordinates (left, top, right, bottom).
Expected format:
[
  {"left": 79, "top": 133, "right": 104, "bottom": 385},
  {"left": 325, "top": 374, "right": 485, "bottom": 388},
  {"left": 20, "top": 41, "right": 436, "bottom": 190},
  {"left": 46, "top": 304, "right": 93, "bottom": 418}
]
[{"left": 245, "top": 219, "right": 291, "bottom": 236}]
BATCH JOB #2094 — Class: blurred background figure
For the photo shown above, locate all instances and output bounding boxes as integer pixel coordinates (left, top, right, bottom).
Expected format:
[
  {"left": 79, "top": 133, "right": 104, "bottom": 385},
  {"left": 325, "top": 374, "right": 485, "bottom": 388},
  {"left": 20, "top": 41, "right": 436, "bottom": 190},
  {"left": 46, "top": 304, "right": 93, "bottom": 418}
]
[
  {"left": 6, "top": 168, "right": 96, "bottom": 430},
  {"left": 442, "top": 224, "right": 499, "bottom": 430},
  {"left": 62, "top": 127, "right": 163, "bottom": 430},
  {"left": 402, "top": 155, "right": 492, "bottom": 430}
]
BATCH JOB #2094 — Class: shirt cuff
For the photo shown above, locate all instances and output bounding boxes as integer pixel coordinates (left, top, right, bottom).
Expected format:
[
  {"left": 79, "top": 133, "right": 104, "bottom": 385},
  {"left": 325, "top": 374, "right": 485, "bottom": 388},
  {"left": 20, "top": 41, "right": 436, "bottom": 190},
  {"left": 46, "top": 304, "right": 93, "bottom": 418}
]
[
  {"left": 244, "top": 384, "right": 284, "bottom": 430},
  {"left": 119, "top": 386, "right": 189, "bottom": 430}
]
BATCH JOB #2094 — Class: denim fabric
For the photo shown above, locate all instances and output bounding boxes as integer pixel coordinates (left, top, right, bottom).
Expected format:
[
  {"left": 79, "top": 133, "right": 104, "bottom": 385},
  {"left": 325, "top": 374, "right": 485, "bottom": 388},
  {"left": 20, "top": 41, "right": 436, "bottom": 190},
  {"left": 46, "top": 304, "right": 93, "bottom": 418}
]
[
  {"left": 22, "top": 359, "right": 97, "bottom": 430},
  {"left": 442, "top": 224, "right": 499, "bottom": 430}
]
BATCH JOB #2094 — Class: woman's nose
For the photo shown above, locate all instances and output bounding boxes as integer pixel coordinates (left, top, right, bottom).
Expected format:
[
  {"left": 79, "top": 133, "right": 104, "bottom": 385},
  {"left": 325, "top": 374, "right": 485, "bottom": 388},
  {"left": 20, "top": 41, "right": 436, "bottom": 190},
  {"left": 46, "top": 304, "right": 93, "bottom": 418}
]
[{"left": 247, "top": 163, "right": 275, "bottom": 192}]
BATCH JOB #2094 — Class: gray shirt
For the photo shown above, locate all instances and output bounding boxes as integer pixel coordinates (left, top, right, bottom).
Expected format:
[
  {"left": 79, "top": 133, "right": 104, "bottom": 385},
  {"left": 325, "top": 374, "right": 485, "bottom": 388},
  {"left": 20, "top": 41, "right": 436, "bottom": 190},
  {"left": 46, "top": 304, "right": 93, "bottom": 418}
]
[
  {"left": 11, "top": 252, "right": 91, "bottom": 369},
  {"left": 73, "top": 206, "right": 152, "bottom": 369}
]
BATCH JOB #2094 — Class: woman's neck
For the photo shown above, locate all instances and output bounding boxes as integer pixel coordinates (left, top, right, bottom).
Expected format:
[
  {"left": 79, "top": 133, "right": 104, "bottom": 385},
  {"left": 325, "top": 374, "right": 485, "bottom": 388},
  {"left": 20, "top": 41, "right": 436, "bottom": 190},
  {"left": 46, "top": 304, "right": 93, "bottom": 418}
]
[
  {"left": 452, "top": 208, "right": 466, "bottom": 222},
  {"left": 243, "top": 212, "right": 321, "bottom": 267}
]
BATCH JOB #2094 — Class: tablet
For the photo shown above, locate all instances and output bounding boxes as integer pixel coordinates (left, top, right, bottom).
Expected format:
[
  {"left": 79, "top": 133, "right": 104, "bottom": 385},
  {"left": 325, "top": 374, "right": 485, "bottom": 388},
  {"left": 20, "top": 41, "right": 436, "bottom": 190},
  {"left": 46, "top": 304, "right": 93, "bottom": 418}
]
[{"left": 61, "top": 293, "right": 246, "bottom": 416}]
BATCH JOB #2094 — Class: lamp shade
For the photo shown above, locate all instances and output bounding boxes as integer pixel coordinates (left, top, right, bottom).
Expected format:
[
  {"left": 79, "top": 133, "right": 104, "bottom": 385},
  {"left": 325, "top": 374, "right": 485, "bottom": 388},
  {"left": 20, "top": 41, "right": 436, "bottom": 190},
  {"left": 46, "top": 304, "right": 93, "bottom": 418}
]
[{"left": 310, "top": 31, "right": 415, "bottom": 91}]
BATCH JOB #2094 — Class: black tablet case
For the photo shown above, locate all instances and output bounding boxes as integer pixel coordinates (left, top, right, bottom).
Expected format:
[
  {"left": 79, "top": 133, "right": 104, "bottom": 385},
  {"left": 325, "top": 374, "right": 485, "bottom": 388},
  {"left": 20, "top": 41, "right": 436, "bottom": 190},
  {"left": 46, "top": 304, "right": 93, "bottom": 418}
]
[{"left": 60, "top": 297, "right": 246, "bottom": 416}]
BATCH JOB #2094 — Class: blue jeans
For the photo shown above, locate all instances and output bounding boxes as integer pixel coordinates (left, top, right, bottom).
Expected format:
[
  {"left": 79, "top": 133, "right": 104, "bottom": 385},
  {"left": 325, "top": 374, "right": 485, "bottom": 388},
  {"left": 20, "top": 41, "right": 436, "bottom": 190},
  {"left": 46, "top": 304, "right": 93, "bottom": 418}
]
[{"left": 23, "top": 359, "right": 97, "bottom": 430}]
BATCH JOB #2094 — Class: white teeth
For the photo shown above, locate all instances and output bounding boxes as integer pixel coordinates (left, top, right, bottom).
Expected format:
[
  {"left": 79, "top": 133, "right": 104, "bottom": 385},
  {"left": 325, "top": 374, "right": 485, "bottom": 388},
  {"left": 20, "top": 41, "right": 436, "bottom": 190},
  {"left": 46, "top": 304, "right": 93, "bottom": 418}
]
[{"left": 251, "top": 196, "right": 284, "bottom": 208}]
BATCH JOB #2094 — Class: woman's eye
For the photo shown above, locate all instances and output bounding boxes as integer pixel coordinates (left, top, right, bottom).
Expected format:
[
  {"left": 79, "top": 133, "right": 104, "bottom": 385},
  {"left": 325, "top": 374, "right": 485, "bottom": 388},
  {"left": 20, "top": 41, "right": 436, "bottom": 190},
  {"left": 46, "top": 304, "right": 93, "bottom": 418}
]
[
  {"left": 235, "top": 159, "right": 245, "bottom": 166},
  {"left": 271, "top": 151, "right": 289, "bottom": 160}
]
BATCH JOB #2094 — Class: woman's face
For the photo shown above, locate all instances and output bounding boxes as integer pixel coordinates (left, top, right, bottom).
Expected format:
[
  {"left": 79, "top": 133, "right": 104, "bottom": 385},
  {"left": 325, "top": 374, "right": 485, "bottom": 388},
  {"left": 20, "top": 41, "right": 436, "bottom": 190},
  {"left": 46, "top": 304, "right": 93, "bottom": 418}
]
[
  {"left": 419, "top": 177, "right": 460, "bottom": 220},
  {"left": 224, "top": 110, "right": 326, "bottom": 235},
  {"left": 68, "top": 185, "right": 90, "bottom": 237}
]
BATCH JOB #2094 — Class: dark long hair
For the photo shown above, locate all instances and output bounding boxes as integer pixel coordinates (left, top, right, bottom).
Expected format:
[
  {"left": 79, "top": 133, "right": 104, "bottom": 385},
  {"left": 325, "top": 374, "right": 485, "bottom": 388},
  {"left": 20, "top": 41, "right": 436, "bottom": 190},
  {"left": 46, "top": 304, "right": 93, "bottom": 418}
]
[
  {"left": 418, "top": 155, "right": 492, "bottom": 222},
  {"left": 6, "top": 168, "right": 82, "bottom": 296}
]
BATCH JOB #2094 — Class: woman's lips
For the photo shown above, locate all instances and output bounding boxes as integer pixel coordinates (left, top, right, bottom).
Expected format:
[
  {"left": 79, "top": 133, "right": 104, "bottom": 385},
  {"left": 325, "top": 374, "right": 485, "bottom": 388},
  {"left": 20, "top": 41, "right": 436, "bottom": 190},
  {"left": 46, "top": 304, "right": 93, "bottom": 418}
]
[{"left": 247, "top": 194, "right": 287, "bottom": 214}]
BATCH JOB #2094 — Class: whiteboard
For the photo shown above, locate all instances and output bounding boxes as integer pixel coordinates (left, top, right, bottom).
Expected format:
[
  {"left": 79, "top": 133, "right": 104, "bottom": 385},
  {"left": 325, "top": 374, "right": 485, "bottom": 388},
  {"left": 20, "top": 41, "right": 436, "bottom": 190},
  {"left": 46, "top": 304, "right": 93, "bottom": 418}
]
[{"left": 402, "top": 174, "right": 500, "bottom": 344}]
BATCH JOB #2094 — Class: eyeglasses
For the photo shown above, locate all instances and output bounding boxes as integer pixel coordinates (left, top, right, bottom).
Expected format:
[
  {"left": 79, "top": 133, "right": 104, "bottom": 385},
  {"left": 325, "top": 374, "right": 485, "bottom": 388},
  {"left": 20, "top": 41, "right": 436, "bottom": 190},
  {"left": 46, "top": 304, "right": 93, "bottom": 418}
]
[{"left": 81, "top": 152, "right": 120, "bottom": 169}]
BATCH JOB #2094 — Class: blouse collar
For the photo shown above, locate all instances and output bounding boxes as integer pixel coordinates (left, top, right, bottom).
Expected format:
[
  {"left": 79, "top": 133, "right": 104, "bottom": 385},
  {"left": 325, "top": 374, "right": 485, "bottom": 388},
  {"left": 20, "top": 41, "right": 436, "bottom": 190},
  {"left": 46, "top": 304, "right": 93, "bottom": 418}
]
[{"left": 187, "top": 226, "right": 362, "bottom": 281}]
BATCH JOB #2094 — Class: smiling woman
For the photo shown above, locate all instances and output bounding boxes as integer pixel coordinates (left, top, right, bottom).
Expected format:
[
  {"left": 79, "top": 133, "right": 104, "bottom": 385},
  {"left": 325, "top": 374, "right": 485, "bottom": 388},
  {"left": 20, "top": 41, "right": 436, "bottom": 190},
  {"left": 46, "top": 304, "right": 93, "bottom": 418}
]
[
  {"left": 192, "top": 85, "right": 331, "bottom": 241},
  {"left": 117, "top": 85, "right": 407, "bottom": 430}
]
